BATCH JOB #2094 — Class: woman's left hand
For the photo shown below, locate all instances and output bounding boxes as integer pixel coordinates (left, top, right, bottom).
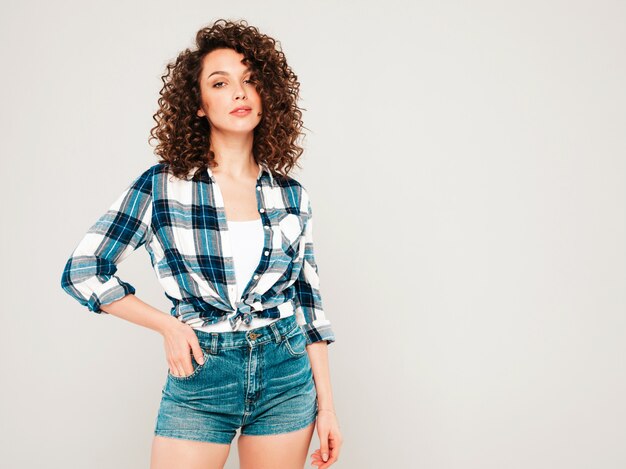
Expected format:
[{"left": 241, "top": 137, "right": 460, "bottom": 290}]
[{"left": 310, "top": 409, "right": 342, "bottom": 468}]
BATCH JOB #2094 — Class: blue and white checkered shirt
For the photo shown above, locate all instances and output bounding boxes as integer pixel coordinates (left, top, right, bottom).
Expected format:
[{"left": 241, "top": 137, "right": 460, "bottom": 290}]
[{"left": 60, "top": 162, "right": 335, "bottom": 345}]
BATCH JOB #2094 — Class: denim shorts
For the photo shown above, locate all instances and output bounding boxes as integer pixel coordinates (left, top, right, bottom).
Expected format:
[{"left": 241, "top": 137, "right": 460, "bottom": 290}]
[{"left": 154, "top": 314, "right": 318, "bottom": 445}]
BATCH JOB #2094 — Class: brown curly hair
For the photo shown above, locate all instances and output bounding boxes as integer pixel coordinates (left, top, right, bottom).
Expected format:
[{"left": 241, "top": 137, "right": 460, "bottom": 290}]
[{"left": 148, "top": 19, "right": 307, "bottom": 182}]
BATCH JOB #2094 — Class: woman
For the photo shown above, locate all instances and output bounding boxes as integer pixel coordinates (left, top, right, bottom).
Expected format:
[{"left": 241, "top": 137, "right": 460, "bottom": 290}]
[{"left": 60, "top": 19, "right": 342, "bottom": 469}]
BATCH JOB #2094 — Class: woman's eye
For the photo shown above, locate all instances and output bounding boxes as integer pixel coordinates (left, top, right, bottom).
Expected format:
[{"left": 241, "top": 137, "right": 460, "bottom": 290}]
[{"left": 212, "top": 79, "right": 255, "bottom": 88}]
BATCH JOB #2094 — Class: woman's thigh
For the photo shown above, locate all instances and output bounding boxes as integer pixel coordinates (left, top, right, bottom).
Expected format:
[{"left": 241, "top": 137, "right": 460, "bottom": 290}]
[
  {"left": 150, "top": 435, "right": 231, "bottom": 469},
  {"left": 237, "top": 420, "right": 316, "bottom": 469}
]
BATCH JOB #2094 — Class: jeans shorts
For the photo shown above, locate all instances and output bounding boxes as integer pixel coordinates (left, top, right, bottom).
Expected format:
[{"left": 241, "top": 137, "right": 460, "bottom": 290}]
[{"left": 154, "top": 314, "right": 318, "bottom": 445}]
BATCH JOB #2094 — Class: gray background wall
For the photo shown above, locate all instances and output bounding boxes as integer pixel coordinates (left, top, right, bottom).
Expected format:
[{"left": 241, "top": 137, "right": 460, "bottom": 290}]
[{"left": 1, "top": 0, "right": 625, "bottom": 468}]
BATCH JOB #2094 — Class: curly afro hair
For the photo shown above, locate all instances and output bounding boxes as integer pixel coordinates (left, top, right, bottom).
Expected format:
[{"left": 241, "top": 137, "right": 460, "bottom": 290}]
[{"left": 148, "top": 19, "right": 307, "bottom": 182}]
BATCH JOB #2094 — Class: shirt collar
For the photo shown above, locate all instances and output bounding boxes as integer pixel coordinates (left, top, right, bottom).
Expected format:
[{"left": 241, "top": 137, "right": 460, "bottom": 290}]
[{"left": 206, "top": 162, "right": 274, "bottom": 187}]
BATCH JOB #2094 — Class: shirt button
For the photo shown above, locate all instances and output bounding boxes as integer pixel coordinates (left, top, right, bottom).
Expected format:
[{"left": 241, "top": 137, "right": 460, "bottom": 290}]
[
  {"left": 259, "top": 208, "right": 265, "bottom": 213},
  {"left": 256, "top": 186, "right": 261, "bottom": 191},
  {"left": 264, "top": 250, "right": 269, "bottom": 256},
  {"left": 264, "top": 225, "right": 270, "bottom": 230},
  {"left": 253, "top": 274, "right": 259, "bottom": 280}
]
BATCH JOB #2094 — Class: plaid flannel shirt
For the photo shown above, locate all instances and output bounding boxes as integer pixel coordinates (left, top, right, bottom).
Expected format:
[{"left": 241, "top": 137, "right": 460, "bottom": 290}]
[{"left": 60, "top": 163, "right": 335, "bottom": 345}]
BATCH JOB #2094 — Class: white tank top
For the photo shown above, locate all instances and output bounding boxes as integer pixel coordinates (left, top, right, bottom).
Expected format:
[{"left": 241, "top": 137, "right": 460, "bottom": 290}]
[{"left": 193, "top": 217, "right": 290, "bottom": 332}]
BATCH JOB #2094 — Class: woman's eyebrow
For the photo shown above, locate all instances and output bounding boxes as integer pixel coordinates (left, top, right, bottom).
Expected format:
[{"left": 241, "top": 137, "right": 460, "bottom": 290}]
[{"left": 207, "top": 68, "right": 251, "bottom": 79}]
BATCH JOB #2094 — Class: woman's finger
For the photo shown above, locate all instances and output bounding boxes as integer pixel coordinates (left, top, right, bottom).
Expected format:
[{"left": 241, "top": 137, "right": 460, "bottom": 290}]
[
  {"left": 310, "top": 449, "right": 323, "bottom": 467},
  {"left": 328, "top": 431, "right": 341, "bottom": 461},
  {"left": 315, "top": 430, "right": 342, "bottom": 468},
  {"left": 170, "top": 350, "right": 191, "bottom": 377},
  {"left": 190, "top": 340, "right": 206, "bottom": 366},
  {"left": 169, "top": 358, "right": 184, "bottom": 377}
]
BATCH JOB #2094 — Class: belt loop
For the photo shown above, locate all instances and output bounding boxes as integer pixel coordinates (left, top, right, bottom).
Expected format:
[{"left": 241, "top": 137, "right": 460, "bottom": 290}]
[
  {"left": 210, "top": 333, "right": 218, "bottom": 354},
  {"left": 269, "top": 322, "right": 282, "bottom": 343}
]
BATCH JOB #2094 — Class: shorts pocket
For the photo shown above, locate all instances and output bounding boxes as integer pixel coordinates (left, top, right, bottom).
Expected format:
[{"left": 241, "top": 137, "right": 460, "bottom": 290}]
[
  {"left": 283, "top": 327, "right": 308, "bottom": 358},
  {"left": 167, "top": 349, "right": 210, "bottom": 381}
]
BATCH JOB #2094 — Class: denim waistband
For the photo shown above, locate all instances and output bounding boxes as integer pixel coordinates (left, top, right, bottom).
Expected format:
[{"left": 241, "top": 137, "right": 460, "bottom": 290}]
[{"left": 194, "top": 314, "right": 300, "bottom": 352}]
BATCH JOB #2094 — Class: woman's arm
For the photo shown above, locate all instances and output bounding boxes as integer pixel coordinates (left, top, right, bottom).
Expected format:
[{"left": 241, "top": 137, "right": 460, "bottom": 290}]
[
  {"left": 307, "top": 341, "right": 335, "bottom": 411},
  {"left": 99, "top": 293, "right": 176, "bottom": 333},
  {"left": 292, "top": 186, "right": 342, "bottom": 466},
  {"left": 60, "top": 167, "right": 154, "bottom": 313},
  {"left": 292, "top": 188, "right": 336, "bottom": 345},
  {"left": 308, "top": 340, "right": 342, "bottom": 467}
]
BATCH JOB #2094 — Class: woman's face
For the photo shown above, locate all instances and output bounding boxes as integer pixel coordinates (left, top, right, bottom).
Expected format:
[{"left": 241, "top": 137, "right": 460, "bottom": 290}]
[{"left": 197, "top": 48, "right": 263, "bottom": 135}]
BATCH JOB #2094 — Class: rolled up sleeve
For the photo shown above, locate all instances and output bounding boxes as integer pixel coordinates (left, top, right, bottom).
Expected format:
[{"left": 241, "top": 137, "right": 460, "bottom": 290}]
[
  {"left": 60, "top": 168, "right": 154, "bottom": 313},
  {"left": 293, "top": 188, "right": 336, "bottom": 345}
]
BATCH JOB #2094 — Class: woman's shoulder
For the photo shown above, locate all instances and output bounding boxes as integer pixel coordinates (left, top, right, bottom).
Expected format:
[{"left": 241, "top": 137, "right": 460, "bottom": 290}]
[
  {"left": 273, "top": 173, "right": 311, "bottom": 198},
  {"left": 273, "top": 172, "right": 309, "bottom": 192},
  {"left": 132, "top": 162, "right": 168, "bottom": 180},
  {"left": 138, "top": 162, "right": 195, "bottom": 182}
]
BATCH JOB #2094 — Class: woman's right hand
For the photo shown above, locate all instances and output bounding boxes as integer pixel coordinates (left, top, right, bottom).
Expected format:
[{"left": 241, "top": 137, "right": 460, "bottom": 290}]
[{"left": 160, "top": 317, "right": 206, "bottom": 378}]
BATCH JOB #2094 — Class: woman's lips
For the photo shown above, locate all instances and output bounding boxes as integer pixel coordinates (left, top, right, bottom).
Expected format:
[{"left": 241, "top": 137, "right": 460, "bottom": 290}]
[{"left": 230, "top": 108, "right": 252, "bottom": 116}]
